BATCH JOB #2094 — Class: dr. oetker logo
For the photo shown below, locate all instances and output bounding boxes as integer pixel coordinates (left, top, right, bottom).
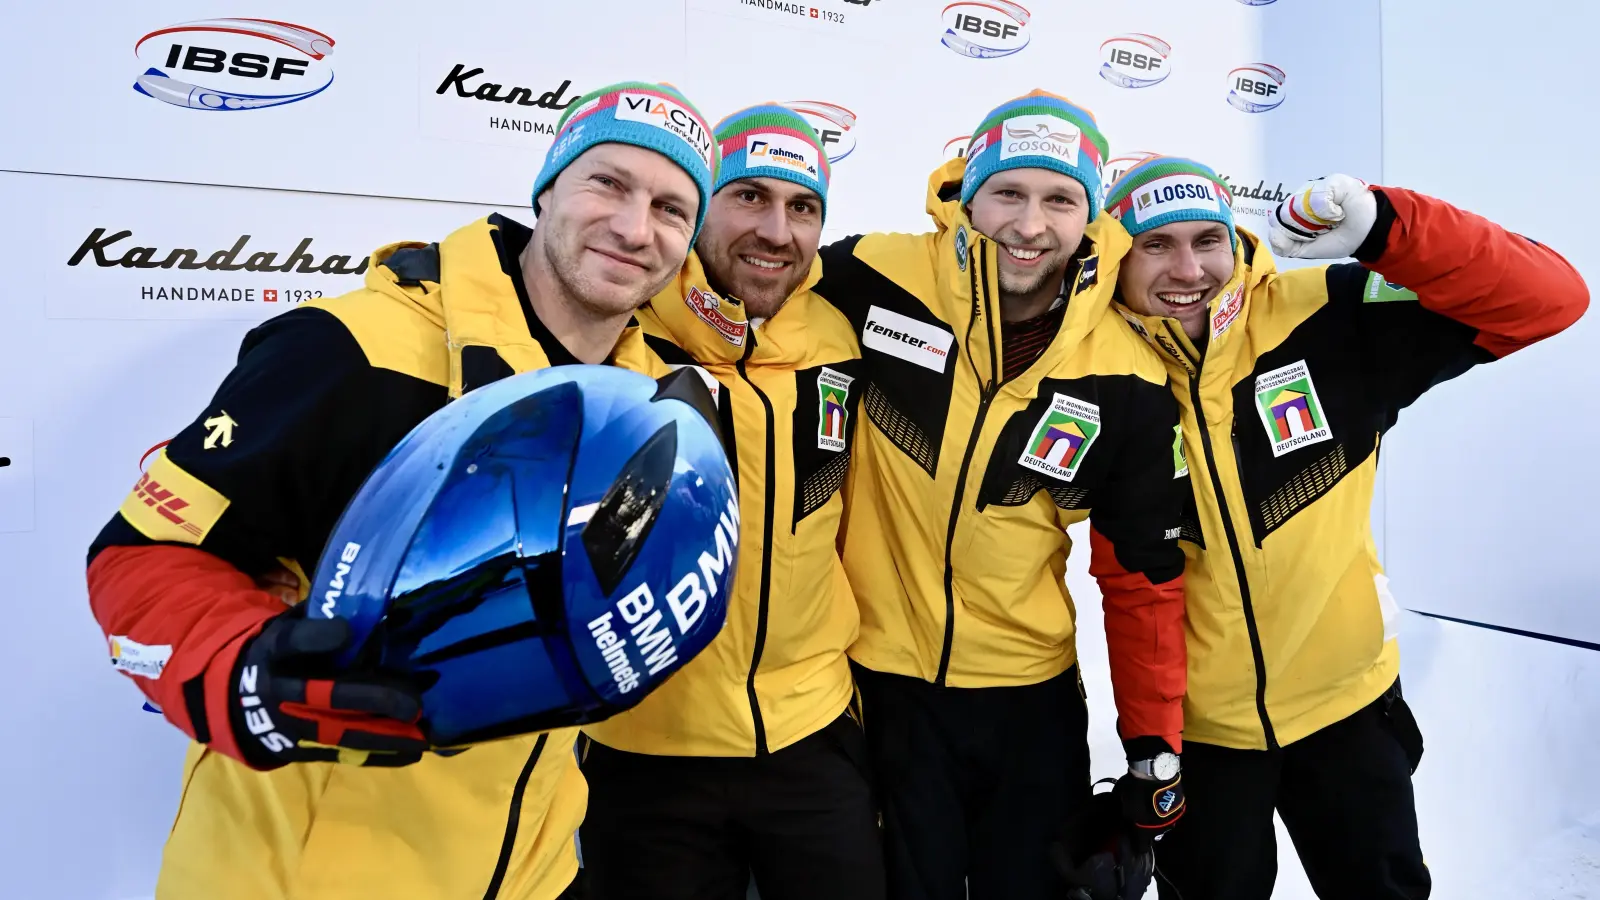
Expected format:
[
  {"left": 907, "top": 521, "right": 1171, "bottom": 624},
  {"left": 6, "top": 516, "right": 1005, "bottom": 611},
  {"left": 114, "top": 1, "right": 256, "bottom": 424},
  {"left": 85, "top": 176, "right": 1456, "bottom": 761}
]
[{"left": 133, "top": 18, "right": 336, "bottom": 111}]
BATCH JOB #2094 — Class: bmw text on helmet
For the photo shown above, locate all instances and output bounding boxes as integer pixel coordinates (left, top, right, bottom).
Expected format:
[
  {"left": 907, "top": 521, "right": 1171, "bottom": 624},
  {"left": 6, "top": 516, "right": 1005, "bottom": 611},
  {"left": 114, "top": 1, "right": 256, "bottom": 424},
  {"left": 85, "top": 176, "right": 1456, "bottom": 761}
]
[
  {"left": 941, "top": 2, "right": 1031, "bottom": 59},
  {"left": 133, "top": 19, "right": 335, "bottom": 111},
  {"left": 1099, "top": 34, "right": 1172, "bottom": 89},
  {"left": 1228, "top": 64, "right": 1287, "bottom": 113}
]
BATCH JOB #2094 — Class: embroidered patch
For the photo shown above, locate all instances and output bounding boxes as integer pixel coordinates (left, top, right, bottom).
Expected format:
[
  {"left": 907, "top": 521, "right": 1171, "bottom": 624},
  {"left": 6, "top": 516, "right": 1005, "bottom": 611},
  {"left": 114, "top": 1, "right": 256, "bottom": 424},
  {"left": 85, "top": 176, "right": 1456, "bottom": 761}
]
[
  {"left": 1363, "top": 270, "right": 1418, "bottom": 303},
  {"left": 1019, "top": 394, "right": 1102, "bottom": 482},
  {"left": 118, "top": 451, "right": 230, "bottom": 545},
  {"left": 1254, "top": 360, "right": 1333, "bottom": 457},
  {"left": 109, "top": 635, "right": 172, "bottom": 680},
  {"left": 816, "top": 367, "right": 854, "bottom": 452},
  {"left": 685, "top": 286, "right": 746, "bottom": 347},
  {"left": 955, "top": 225, "right": 969, "bottom": 272},
  {"left": 1173, "top": 424, "right": 1189, "bottom": 479},
  {"left": 1211, "top": 284, "right": 1244, "bottom": 339}
]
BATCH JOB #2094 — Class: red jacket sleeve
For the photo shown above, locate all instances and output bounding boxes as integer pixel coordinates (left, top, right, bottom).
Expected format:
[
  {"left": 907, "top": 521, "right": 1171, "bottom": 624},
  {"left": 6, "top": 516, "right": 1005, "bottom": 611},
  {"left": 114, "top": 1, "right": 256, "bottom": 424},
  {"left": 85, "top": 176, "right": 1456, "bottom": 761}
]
[
  {"left": 90, "top": 545, "right": 283, "bottom": 761},
  {"left": 1366, "top": 187, "right": 1589, "bottom": 358},
  {"left": 1090, "top": 527, "right": 1186, "bottom": 753}
]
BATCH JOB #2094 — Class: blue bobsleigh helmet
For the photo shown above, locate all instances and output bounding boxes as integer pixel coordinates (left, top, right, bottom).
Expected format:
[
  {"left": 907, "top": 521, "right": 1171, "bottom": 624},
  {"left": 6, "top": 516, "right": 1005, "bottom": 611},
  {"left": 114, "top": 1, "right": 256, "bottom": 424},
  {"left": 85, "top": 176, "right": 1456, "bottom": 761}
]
[{"left": 306, "top": 365, "right": 737, "bottom": 748}]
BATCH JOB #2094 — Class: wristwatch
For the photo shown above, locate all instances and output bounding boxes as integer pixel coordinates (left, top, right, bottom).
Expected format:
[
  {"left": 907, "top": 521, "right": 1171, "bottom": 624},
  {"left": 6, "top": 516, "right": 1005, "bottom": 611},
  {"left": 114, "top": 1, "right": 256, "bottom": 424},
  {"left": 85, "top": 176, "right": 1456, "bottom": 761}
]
[{"left": 1130, "top": 751, "right": 1180, "bottom": 781}]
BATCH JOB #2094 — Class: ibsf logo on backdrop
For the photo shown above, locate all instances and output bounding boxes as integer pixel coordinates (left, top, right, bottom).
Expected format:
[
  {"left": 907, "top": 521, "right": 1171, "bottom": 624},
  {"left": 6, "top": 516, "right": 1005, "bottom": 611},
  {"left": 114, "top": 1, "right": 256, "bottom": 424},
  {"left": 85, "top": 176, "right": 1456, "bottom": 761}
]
[
  {"left": 1102, "top": 151, "right": 1156, "bottom": 202},
  {"left": 1228, "top": 64, "right": 1287, "bottom": 113},
  {"left": 1099, "top": 34, "right": 1171, "bottom": 89},
  {"left": 132, "top": 19, "right": 335, "bottom": 111},
  {"left": 941, "top": 2, "right": 1032, "bottom": 59},
  {"left": 1237, "top": 0, "right": 1278, "bottom": 5},
  {"left": 785, "top": 101, "right": 858, "bottom": 163},
  {"left": 943, "top": 135, "right": 971, "bottom": 162}
]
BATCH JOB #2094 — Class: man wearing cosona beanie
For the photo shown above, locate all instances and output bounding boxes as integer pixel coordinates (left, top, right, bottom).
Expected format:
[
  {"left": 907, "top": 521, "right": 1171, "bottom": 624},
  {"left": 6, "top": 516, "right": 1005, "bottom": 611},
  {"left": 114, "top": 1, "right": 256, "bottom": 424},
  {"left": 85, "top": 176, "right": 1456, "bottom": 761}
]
[
  {"left": 1104, "top": 157, "right": 1589, "bottom": 899},
  {"left": 812, "top": 90, "right": 1191, "bottom": 899},
  {"left": 579, "top": 103, "right": 885, "bottom": 900},
  {"left": 84, "top": 80, "right": 715, "bottom": 900}
]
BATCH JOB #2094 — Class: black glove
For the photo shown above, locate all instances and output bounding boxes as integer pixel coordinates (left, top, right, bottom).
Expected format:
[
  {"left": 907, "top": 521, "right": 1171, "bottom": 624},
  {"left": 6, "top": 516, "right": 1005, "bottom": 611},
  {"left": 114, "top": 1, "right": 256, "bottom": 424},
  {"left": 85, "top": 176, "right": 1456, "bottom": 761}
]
[
  {"left": 1113, "top": 766, "right": 1185, "bottom": 848},
  {"left": 230, "top": 608, "right": 428, "bottom": 770},
  {"left": 1051, "top": 787, "right": 1156, "bottom": 900}
]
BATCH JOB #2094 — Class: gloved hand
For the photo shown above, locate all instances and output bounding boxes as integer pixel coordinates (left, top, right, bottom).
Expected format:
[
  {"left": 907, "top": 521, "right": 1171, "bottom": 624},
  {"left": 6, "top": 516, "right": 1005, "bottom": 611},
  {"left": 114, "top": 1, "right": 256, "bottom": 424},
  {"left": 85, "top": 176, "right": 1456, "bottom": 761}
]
[
  {"left": 1113, "top": 739, "right": 1185, "bottom": 847},
  {"left": 1051, "top": 787, "right": 1156, "bottom": 900},
  {"left": 230, "top": 606, "right": 428, "bottom": 770},
  {"left": 1269, "top": 174, "right": 1378, "bottom": 260}
]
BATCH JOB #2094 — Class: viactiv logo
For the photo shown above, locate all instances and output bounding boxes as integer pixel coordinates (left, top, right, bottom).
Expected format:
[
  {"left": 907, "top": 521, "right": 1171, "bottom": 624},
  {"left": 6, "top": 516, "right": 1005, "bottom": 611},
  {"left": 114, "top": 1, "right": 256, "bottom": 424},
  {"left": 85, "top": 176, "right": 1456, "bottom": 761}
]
[
  {"left": 1099, "top": 34, "right": 1171, "bottom": 88},
  {"left": 785, "top": 101, "right": 858, "bottom": 163},
  {"left": 1227, "top": 64, "right": 1286, "bottom": 113},
  {"left": 133, "top": 19, "right": 336, "bottom": 111},
  {"left": 941, "top": 1, "right": 1032, "bottom": 59}
]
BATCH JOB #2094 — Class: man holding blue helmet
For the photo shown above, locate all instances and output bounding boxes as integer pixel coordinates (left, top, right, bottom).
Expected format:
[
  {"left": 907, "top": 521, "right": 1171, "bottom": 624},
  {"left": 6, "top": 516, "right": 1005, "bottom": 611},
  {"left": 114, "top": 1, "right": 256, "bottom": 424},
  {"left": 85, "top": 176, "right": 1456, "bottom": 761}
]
[
  {"left": 85, "top": 80, "right": 720, "bottom": 900},
  {"left": 577, "top": 103, "right": 885, "bottom": 900}
]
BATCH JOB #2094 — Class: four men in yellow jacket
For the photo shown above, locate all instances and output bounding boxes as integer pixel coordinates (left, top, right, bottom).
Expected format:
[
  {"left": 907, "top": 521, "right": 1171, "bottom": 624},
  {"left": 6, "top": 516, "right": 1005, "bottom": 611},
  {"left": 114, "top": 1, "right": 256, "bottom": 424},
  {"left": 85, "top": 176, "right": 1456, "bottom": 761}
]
[
  {"left": 579, "top": 104, "right": 884, "bottom": 900},
  {"left": 813, "top": 92, "right": 1190, "bottom": 899},
  {"left": 84, "top": 80, "right": 719, "bottom": 900},
  {"left": 1104, "top": 158, "right": 1589, "bottom": 899}
]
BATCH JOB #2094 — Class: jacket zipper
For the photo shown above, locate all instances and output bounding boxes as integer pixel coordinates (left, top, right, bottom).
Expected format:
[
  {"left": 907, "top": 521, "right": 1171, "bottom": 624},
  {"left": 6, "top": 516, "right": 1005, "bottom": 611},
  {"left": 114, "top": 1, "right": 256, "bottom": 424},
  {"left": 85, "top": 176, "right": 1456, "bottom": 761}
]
[
  {"left": 481, "top": 733, "right": 549, "bottom": 900},
  {"left": 1164, "top": 321, "right": 1278, "bottom": 750},
  {"left": 736, "top": 336, "right": 775, "bottom": 755},
  {"left": 936, "top": 239, "right": 1003, "bottom": 686}
]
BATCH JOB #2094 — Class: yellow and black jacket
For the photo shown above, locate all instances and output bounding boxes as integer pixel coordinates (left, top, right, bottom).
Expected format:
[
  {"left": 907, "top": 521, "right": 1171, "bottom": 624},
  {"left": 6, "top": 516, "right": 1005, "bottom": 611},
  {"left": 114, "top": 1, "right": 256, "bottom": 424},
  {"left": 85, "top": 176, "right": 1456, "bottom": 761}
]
[
  {"left": 584, "top": 251, "right": 863, "bottom": 756},
  {"left": 86, "top": 215, "right": 663, "bottom": 900},
  {"left": 813, "top": 158, "right": 1190, "bottom": 746},
  {"left": 1115, "top": 188, "right": 1589, "bottom": 749}
]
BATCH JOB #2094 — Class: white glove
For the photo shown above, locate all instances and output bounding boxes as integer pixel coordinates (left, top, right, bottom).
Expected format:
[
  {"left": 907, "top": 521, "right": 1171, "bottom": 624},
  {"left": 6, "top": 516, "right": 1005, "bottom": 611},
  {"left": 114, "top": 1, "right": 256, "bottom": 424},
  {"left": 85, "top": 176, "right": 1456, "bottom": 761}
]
[{"left": 1268, "top": 174, "right": 1378, "bottom": 260}]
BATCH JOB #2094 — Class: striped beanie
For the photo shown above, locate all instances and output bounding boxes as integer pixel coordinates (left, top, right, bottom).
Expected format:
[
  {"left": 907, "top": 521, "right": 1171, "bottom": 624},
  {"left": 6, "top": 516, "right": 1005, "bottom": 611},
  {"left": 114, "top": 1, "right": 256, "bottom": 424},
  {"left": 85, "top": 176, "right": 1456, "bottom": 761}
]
[
  {"left": 713, "top": 104, "right": 831, "bottom": 221},
  {"left": 1105, "top": 156, "right": 1237, "bottom": 249},
  {"left": 960, "top": 90, "right": 1109, "bottom": 216},
  {"left": 532, "top": 81, "right": 719, "bottom": 241}
]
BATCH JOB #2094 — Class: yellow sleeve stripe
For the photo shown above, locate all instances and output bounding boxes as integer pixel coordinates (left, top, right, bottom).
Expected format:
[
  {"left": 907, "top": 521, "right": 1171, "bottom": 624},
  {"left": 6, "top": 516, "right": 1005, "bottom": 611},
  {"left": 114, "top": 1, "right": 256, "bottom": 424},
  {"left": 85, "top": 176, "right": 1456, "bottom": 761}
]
[{"left": 117, "top": 450, "right": 231, "bottom": 545}]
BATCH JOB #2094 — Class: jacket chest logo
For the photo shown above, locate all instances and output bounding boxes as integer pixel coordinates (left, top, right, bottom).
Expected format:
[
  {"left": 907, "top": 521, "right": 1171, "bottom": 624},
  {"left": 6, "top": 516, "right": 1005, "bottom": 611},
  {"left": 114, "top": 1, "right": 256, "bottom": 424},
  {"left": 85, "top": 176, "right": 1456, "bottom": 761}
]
[
  {"left": 817, "top": 367, "right": 854, "bottom": 452},
  {"left": 862, "top": 305, "right": 954, "bottom": 372},
  {"left": 686, "top": 285, "right": 747, "bottom": 347},
  {"left": 1254, "top": 360, "right": 1332, "bottom": 457},
  {"left": 1019, "top": 394, "right": 1101, "bottom": 482}
]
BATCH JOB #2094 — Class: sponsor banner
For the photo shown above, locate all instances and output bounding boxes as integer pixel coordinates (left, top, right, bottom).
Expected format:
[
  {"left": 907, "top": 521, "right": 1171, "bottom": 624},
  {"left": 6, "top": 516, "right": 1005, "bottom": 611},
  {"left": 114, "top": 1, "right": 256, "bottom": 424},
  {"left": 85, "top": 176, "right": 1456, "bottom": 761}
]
[
  {"left": 686, "top": 0, "right": 909, "bottom": 41},
  {"left": 420, "top": 45, "right": 595, "bottom": 151},
  {"left": 44, "top": 178, "right": 519, "bottom": 321},
  {"left": 0, "top": 418, "right": 34, "bottom": 533},
  {"left": 131, "top": 18, "right": 337, "bottom": 112},
  {"left": 941, "top": 1, "right": 1032, "bottom": 59}
]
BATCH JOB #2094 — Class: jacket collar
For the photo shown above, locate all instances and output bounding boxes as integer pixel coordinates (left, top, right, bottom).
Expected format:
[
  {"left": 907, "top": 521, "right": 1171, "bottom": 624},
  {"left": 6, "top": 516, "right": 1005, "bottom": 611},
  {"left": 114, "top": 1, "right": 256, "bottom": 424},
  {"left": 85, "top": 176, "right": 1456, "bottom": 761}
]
[
  {"left": 1113, "top": 225, "right": 1276, "bottom": 382},
  {"left": 923, "top": 157, "right": 1133, "bottom": 394},
  {"left": 368, "top": 216, "right": 650, "bottom": 397},
  {"left": 640, "top": 249, "right": 824, "bottom": 367}
]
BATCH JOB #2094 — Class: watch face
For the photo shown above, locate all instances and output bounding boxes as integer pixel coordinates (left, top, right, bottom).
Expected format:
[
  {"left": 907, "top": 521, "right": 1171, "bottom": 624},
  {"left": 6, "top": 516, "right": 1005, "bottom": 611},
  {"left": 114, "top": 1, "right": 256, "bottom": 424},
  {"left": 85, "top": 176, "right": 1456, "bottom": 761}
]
[{"left": 1154, "top": 753, "right": 1181, "bottom": 780}]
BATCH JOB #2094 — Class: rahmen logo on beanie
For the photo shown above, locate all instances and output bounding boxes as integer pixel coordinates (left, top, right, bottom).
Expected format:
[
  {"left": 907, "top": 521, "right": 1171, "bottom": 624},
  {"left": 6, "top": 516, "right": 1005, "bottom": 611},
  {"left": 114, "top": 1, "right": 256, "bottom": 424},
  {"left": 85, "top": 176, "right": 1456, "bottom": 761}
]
[
  {"left": 1105, "top": 156, "right": 1236, "bottom": 249},
  {"left": 713, "top": 103, "right": 831, "bottom": 221},
  {"left": 959, "top": 90, "right": 1108, "bottom": 217},
  {"left": 531, "top": 80, "right": 719, "bottom": 240}
]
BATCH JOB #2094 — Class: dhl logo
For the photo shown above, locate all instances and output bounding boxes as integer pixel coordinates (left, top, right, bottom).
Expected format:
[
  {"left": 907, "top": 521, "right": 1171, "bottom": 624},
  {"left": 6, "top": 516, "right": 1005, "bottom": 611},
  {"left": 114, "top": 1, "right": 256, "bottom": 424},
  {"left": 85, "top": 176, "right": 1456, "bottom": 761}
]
[{"left": 132, "top": 472, "right": 203, "bottom": 537}]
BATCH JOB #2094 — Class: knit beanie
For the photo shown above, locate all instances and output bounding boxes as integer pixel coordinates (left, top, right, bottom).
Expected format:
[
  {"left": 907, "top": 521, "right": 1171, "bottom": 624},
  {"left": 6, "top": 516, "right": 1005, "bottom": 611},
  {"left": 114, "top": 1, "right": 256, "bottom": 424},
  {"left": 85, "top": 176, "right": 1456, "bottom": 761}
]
[
  {"left": 712, "top": 103, "right": 831, "bottom": 221},
  {"left": 531, "top": 81, "right": 719, "bottom": 241},
  {"left": 1105, "top": 156, "right": 1237, "bottom": 249},
  {"left": 959, "top": 90, "right": 1109, "bottom": 216}
]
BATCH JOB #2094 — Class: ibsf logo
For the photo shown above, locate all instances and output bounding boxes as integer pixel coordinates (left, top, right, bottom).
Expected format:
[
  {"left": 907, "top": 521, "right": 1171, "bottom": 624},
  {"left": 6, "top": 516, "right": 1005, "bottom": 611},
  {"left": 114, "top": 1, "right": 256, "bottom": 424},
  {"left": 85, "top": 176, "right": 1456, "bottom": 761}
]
[
  {"left": 1102, "top": 151, "right": 1156, "bottom": 203},
  {"left": 943, "top": 135, "right": 972, "bottom": 162},
  {"left": 785, "top": 101, "right": 858, "bottom": 163},
  {"left": 133, "top": 19, "right": 335, "bottom": 111},
  {"left": 1099, "top": 34, "right": 1171, "bottom": 89},
  {"left": 1237, "top": 0, "right": 1279, "bottom": 5},
  {"left": 1228, "top": 64, "right": 1287, "bottom": 113},
  {"left": 941, "top": 1, "right": 1032, "bottom": 60}
]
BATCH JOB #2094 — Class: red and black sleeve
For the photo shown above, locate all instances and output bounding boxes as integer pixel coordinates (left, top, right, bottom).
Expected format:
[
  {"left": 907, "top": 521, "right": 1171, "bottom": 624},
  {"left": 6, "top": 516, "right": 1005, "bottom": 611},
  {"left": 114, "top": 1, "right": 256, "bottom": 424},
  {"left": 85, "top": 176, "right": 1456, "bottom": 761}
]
[
  {"left": 87, "top": 306, "right": 446, "bottom": 753},
  {"left": 1085, "top": 377, "right": 1188, "bottom": 754}
]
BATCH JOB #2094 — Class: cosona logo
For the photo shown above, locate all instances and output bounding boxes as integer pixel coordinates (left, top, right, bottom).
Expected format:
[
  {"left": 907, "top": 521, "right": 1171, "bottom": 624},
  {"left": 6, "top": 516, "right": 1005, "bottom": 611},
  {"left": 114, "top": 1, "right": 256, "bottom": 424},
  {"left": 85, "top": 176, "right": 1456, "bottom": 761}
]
[
  {"left": 133, "top": 18, "right": 335, "bottom": 111},
  {"left": 941, "top": 1, "right": 1032, "bottom": 59},
  {"left": 1099, "top": 34, "right": 1171, "bottom": 89},
  {"left": 785, "top": 100, "right": 858, "bottom": 163},
  {"left": 1228, "top": 64, "right": 1286, "bottom": 113}
]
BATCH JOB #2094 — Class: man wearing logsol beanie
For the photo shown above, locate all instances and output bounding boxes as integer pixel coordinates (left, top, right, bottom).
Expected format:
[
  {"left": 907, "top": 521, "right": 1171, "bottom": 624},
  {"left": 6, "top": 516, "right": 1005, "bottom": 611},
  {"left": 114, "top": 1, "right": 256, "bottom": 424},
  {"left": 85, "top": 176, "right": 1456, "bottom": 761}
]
[
  {"left": 83, "top": 80, "right": 716, "bottom": 900},
  {"left": 1102, "top": 158, "right": 1589, "bottom": 899},
  {"left": 811, "top": 91, "right": 1190, "bottom": 900},
  {"left": 578, "top": 103, "right": 885, "bottom": 900}
]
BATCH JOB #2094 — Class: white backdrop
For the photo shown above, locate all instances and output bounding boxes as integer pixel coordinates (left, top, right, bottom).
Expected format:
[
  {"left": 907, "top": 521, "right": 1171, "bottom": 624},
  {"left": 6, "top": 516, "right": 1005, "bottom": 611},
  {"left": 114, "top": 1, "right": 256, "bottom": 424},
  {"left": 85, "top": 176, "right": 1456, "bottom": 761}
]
[{"left": 17, "top": 2, "right": 1593, "bottom": 899}]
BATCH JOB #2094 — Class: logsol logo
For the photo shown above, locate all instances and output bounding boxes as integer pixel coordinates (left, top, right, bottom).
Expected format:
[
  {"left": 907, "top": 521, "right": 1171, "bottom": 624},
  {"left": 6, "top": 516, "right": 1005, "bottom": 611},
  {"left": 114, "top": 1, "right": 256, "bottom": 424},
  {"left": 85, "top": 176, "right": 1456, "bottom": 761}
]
[
  {"left": 785, "top": 100, "right": 858, "bottom": 163},
  {"left": 67, "top": 228, "right": 369, "bottom": 275},
  {"left": 941, "top": 1, "right": 1032, "bottom": 59},
  {"left": 132, "top": 18, "right": 335, "bottom": 111}
]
